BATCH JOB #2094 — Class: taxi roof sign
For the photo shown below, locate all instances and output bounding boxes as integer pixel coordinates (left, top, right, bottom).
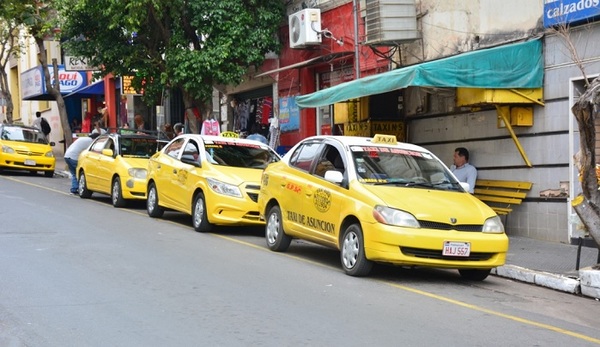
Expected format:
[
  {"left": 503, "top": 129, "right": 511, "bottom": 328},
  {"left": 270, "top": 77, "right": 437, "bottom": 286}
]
[
  {"left": 220, "top": 131, "right": 239, "bottom": 138},
  {"left": 372, "top": 134, "right": 397, "bottom": 145}
]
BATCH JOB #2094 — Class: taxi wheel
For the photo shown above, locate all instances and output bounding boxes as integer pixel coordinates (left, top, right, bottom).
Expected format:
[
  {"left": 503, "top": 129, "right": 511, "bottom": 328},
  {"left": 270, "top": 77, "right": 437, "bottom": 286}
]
[
  {"left": 458, "top": 269, "right": 491, "bottom": 281},
  {"left": 111, "top": 177, "right": 127, "bottom": 208},
  {"left": 341, "top": 224, "right": 373, "bottom": 277},
  {"left": 193, "top": 192, "right": 212, "bottom": 232},
  {"left": 265, "top": 205, "right": 291, "bottom": 252},
  {"left": 147, "top": 182, "right": 164, "bottom": 218},
  {"left": 78, "top": 171, "right": 92, "bottom": 198}
]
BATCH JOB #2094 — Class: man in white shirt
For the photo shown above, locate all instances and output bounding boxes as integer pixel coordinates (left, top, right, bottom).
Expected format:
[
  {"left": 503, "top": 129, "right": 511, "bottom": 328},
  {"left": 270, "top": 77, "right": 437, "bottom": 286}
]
[
  {"left": 451, "top": 147, "right": 477, "bottom": 193},
  {"left": 64, "top": 132, "right": 100, "bottom": 194},
  {"left": 32, "top": 111, "right": 42, "bottom": 130}
]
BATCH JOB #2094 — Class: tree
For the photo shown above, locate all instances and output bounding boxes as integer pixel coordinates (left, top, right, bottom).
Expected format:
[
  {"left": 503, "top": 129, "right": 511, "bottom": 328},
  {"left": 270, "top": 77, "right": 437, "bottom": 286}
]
[
  {"left": 0, "top": 1, "right": 74, "bottom": 145},
  {"left": 571, "top": 79, "right": 600, "bottom": 248},
  {"left": 0, "top": 1, "right": 33, "bottom": 123},
  {"left": 57, "top": 0, "right": 285, "bottom": 133},
  {"left": 552, "top": 22, "right": 600, "bottom": 248},
  {"left": 22, "top": 1, "right": 74, "bottom": 146}
]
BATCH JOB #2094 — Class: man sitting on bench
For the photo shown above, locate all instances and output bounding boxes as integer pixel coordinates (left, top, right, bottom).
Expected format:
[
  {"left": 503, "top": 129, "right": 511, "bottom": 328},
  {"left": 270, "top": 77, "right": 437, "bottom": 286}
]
[{"left": 451, "top": 147, "right": 477, "bottom": 193}]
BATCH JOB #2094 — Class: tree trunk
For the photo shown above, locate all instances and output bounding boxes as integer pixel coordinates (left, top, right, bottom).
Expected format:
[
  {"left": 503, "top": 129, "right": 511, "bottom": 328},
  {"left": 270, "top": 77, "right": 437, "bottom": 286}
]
[
  {"left": 571, "top": 77, "right": 600, "bottom": 247},
  {"left": 0, "top": 68, "right": 14, "bottom": 123},
  {"left": 181, "top": 90, "right": 212, "bottom": 134},
  {"left": 36, "top": 38, "right": 73, "bottom": 147}
]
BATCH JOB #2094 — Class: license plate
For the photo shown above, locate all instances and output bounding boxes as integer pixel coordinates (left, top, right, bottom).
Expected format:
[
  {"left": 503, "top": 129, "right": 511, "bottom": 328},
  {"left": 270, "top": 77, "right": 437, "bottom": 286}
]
[
  {"left": 443, "top": 241, "right": 470, "bottom": 257},
  {"left": 24, "top": 159, "right": 36, "bottom": 166}
]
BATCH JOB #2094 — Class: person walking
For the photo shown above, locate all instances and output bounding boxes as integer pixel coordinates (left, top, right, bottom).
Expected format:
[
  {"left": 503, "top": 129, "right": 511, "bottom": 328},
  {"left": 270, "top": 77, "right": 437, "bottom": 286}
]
[
  {"left": 32, "top": 111, "right": 43, "bottom": 130},
  {"left": 64, "top": 133, "right": 100, "bottom": 194}
]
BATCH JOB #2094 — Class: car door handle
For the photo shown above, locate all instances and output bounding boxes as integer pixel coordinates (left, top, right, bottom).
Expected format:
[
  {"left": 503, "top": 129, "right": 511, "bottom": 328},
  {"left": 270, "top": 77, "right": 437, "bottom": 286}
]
[{"left": 173, "top": 169, "right": 177, "bottom": 174}]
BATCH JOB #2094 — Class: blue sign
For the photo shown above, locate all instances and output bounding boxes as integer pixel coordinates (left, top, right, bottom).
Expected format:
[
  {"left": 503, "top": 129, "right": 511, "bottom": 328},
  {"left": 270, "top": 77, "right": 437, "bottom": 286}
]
[
  {"left": 544, "top": 0, "right": 600, "bottom": 27},
  {"left": 279, "top": 96, "right": 300, "bottom": 132}
]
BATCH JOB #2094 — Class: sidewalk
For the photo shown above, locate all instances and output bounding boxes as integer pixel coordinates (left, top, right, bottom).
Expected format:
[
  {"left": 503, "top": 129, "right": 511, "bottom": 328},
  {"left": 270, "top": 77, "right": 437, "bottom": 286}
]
[
  {"left": 51, "top": 153, "right": 600, "bottom": 298},
  {"left": 495, "top": 235, "right": 600, "bottom": 298}
]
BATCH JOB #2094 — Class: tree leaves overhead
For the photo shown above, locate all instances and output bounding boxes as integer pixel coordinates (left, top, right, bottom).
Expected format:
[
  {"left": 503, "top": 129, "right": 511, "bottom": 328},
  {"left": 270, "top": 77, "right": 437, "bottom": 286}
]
[{"left": 58, "top": 0, "right": 285, "bottom": 105}]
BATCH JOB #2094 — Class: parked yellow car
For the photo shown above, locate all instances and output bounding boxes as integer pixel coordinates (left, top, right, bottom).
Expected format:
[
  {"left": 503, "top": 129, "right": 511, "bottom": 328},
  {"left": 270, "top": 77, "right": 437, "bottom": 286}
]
[
  {"left": 257, "top": 134, "right": 508, "bottom": 280},
  {"left": 77, "top": 131, "right": 160, "bottom": 207},
  {"left": 0, "top": 124, "right": 55, "bottom": 177},
  {"left": 146, "top": 134, "right": 280, "bottom": 232}
]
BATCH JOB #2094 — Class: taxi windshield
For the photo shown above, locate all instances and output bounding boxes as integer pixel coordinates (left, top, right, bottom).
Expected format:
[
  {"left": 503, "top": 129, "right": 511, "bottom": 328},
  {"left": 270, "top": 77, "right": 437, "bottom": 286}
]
[
  {"left": 204, "top": 141, "right": 279, "bottom": 169},
  {"left": 351, "top": 145, "right": 461, "bottom": 190},
  {"left": 120, "top": 138, "right": 159, "bottom": 158},
  {"left": 1, "top": 126, "right": 48, "bottom": 144}
]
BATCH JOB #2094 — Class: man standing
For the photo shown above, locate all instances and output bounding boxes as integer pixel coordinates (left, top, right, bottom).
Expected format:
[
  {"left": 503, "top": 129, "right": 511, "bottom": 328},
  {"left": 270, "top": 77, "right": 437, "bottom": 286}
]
[
  {"left": 451, "top": 147, "right": 477, "bottom": 193},
  {"left": 32, "top": 111, "right": 42, "bottom": 130},
  {"left": 64, "top": 133, "right": 100, "bottom": 194}
]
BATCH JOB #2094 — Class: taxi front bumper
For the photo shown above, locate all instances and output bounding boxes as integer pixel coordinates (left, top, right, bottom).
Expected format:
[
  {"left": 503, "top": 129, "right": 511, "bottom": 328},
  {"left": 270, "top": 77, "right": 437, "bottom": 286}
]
[
  {"left": 362, "top": 222, "right": 509, "bottom": 269},
  {"left": 122, "top": 177, "right": 148, "bottom": 200},
  {"left": 205, "top": 193, "right": 264, "bottom": 226},
  {"left": 0, "top": 153, "right": 55, "bottom": 172}
]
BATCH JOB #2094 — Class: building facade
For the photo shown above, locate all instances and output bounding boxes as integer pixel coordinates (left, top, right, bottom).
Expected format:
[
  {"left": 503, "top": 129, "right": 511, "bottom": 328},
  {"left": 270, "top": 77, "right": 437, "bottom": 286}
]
[{"left": 225, "top": 0, "right": 597, "bottom": 244}]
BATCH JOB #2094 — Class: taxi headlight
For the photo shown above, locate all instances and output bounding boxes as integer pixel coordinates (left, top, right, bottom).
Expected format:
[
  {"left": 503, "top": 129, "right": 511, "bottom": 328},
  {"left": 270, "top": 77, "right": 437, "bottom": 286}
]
[
  {"left": 207, "top": 178, "right": 242, "bottom": 198},
  {"left": 482, "top": 215, "right": 505, "bottom": 234},
  {"left": 45, "top": 150, "right": 54, "bottom": 157},
  {"left": 128, "top": 168, "right": 147, "bottom": 179},
  {"left": 2, "top": 145, "right": 14, "bottom": 154},
  {"left": 373, "top": 205, "right": 420, "bottom": 228}
]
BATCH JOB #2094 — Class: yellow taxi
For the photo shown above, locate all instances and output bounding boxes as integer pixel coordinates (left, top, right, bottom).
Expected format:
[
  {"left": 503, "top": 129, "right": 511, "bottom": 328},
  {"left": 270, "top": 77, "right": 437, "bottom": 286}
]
[
  {"left": 146, "top": 134, "right": 280, "bottom": 232},
  {"left": 257, "top": 134, "right": 508, "bottom": 280},
  {"left": 0, "top": 124, "right": 55, "bottom": 177},
  {"left": 76, "top": 131, "right": 160, "bottom": 207}
]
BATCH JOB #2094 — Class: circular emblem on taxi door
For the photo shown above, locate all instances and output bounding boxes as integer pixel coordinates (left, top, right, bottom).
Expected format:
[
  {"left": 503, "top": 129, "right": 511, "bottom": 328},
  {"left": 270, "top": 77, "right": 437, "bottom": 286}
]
[
  {"left": 450, "top": 218, "right": 457, "bottom": 224},
  {"left": 313, "top": 188, "right": 331, "bottom": 213}
]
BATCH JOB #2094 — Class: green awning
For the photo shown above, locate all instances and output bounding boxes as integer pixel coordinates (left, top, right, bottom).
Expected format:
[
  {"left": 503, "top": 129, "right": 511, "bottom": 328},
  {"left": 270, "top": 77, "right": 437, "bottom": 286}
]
[{"left": 296, "top": 38, "right": 543, "bottom": 108}]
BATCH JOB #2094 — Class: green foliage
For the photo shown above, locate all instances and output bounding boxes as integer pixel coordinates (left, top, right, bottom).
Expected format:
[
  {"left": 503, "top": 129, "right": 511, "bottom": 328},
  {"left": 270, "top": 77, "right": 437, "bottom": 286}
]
[{"left": 58, "top": 0, "right": 285, "bottom": 105}]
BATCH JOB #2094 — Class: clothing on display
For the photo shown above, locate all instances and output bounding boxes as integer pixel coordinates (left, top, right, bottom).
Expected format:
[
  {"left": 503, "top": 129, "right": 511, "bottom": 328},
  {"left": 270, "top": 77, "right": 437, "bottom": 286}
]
[{"left": 201, "top": 118, "right": 221, "bottom": 136}]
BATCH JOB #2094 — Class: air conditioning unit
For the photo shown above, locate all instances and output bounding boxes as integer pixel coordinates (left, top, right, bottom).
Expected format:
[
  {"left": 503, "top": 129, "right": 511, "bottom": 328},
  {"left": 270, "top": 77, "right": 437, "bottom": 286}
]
[{"left": 288, "top": 9, "right": 322, "bottom": 49}]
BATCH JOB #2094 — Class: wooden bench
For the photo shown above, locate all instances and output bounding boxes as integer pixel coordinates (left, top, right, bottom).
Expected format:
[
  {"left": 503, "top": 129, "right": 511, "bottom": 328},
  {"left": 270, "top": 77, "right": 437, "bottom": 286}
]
[{"left": 474, "top": 179, "right": 533, "bottom": 215}]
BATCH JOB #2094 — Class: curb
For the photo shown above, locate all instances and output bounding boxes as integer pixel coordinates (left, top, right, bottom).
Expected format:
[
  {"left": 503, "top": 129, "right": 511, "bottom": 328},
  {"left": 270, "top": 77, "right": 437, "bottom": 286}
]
[
  {"left": 54, "top": 170, "right": 70, "bottom": 179},
  {"left": 493, "top": 265, "right": 582, "bottom": 296}
]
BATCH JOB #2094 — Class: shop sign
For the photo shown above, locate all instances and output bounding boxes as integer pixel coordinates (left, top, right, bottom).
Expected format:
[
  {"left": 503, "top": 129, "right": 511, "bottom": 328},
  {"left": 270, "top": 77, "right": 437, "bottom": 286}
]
[
  {"left": 121, "top": 75, "right": 143, "bottom": 95},
  {"left": 371, "top": 121, "right": 405, "bottom": 142},
  {"left": 544, "top": 0, "right": 600, "bottom": 27},
  {"left": 21, "top": 65, "right": 87, "bottom": 99},
  {"left": 279, "top": 97, "right": 300, "bottom": 132},
  {"left": 65, "top": 56, "right": 97, "bottom": 71},
  {"left": 344, "top": 121, "right": 370, "bottom": 137}
]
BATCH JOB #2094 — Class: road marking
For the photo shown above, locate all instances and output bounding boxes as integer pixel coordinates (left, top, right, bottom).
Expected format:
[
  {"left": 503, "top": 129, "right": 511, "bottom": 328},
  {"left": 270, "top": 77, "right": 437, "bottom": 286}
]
[
  {"left": 217, "top": 233, "right": 600, "bottom": 345},
  {"left": 7, "top": 176, "right": 600, "bottom": 344}
]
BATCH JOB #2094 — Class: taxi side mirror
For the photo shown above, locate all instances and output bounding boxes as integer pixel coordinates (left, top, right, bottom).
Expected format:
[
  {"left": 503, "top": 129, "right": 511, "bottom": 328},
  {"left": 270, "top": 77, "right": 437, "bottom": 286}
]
[
  {"left": 101, "top": 148, "right": 114, "bottom": 157},
  {"left": 324, "top": 170, "right": 344, "bottom": 184},
  {"left": 181, "top": 154, "right": 201, "bottom": 167}
]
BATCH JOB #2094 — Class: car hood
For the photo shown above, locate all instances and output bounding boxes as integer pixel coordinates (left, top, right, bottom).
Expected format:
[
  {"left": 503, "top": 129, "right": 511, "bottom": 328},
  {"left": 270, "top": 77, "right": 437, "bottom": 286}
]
[
  {"left": 361, "top": 184, "right": 495, "bottom": 223},
  {"left": 119, "top": 156, "right": 150, "bottom": 168},
  {"left": 2, "top": 140, "right": 52, "bottom": 153}
]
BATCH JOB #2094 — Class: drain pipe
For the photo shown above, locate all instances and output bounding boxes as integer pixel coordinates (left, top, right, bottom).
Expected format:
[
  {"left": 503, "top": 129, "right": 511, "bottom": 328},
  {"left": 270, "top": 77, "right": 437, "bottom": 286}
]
[{"left": 353, "top": 0, "right": 360, "bottom": 79}]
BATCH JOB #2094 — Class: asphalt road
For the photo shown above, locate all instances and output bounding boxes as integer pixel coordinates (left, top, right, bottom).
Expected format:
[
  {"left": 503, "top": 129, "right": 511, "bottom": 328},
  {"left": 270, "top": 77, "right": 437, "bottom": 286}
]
[{"left": 1, "top": 171, "right": 600, "bottom": 346}]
